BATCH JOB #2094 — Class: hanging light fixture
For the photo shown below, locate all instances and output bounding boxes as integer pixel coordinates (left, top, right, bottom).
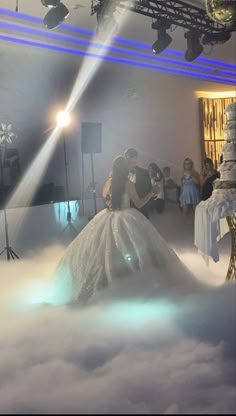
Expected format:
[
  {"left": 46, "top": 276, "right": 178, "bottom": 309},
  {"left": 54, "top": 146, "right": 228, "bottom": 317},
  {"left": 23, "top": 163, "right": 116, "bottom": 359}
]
[
  {"left": 151, "top": 20, "right": 172, "bottom": 54},
  {"left": 42, "top": 0, "right": 69, "bottom": 29},
  {"left": 41, "top": 0, "right": 61, "bottom": 7},
  {"left": 205, "top": 0, "right": 236, "bottom": 25},
  {"left": 184, "top": 31, "right": 203, "bottom": 62}
]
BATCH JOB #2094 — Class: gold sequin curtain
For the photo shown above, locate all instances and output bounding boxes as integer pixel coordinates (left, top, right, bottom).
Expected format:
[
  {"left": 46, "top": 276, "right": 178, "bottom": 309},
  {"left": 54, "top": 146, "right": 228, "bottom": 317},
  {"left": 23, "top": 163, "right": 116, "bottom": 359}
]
[{"left": 199, "top": 97, "right": 236, "bottom": 168}]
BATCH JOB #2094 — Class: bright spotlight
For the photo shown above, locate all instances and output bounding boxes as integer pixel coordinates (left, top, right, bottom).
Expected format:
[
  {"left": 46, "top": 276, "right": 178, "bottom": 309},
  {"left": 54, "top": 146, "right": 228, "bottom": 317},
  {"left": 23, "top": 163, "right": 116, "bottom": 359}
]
[
  {"left": 56, "top": 111, "right": 71, "bottom": 127},
  {"left": 124, "top": 253, "right": 133, "bottom": 262}
]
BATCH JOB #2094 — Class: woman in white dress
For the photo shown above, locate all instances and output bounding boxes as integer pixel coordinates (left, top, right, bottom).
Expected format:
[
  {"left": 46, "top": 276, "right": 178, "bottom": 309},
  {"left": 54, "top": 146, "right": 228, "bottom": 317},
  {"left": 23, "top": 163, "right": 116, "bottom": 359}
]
[{"left": 51, "top": 156, "right": 198, "bottom": 305}]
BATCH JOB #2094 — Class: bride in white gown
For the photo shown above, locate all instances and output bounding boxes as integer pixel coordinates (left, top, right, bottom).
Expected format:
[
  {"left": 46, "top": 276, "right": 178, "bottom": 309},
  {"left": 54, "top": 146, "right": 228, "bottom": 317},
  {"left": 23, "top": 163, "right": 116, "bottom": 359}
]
[{"left": 51, "top": 156, "right": 199, "bottom": 305}]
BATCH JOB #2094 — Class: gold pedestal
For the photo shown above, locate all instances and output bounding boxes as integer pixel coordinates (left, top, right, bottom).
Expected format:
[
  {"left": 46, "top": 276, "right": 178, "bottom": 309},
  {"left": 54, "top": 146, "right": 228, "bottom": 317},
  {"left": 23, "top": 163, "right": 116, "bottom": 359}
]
[{"left": 226, "top": 213, "right": 236, "bottom": 281}]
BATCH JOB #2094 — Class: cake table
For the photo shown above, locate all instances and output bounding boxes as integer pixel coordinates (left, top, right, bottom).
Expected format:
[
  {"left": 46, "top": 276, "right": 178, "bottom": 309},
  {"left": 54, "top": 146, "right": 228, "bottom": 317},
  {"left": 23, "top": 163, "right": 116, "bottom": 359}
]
[
  {"left": 194, "top": 191, "right": 236, "bottom": 280},
  {"left": 195, "top": 101, "right": 236, "bottom": 281}
]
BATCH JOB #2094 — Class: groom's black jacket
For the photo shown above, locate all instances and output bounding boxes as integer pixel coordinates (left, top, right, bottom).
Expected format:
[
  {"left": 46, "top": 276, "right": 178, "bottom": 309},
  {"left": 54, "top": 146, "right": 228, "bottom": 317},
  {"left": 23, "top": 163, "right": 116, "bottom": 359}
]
[{"left": 130, "top": 166, "right": 152, "bottom": 218}]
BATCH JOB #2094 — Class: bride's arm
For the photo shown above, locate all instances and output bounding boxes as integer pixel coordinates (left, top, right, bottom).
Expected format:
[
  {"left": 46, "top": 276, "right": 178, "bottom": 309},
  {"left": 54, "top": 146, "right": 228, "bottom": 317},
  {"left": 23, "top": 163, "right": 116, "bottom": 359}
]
[
  {"left": 128, "top": 181, "right": 159, "bottom": 209},
  {"left": 102, "top": 174, "right": 112, "bottom": 198}
]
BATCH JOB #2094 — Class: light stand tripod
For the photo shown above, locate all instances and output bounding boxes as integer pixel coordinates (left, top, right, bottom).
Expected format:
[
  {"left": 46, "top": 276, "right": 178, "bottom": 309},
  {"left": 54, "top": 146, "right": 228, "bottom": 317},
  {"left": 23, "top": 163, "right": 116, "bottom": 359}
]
[
  {"left": 0, "top": 144, "right": 19, "bottom": 260},
  {"left": 61, "top": 130, "right": 78, "bottom": 237},
  {"left": 90, "top": 152, "right": 97, "bottom": 216}
]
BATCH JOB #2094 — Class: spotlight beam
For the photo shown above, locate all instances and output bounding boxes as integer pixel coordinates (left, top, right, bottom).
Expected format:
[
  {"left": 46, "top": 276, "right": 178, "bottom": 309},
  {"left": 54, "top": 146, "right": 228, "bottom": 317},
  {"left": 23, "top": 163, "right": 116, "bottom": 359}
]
[{"left": 65, "top": 6, "right": 129, "bottom": 114}]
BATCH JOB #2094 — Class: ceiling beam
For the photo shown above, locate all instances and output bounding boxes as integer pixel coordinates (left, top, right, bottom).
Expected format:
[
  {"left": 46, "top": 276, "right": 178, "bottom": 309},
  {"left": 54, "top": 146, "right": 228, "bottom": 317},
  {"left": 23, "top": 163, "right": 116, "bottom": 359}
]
[{"left": 91, "top": 0, "right": 236, "bottom": 34}]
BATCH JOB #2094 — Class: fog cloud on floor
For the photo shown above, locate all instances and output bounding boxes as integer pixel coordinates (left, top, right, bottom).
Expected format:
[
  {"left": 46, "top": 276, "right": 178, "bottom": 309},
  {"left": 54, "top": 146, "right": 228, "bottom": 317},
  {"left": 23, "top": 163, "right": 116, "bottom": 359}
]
[{"left": 0, "top": 206, "right": 235, "bottom": 414}]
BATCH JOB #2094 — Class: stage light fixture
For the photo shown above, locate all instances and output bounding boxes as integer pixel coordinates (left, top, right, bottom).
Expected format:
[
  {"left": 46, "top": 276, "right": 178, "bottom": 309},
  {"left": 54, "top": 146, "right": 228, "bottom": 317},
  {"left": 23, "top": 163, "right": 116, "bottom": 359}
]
[
  {"left": 41, "top": 0, "right": 61, "bottom": 7},
  {"left": 202, "top": 31, "right": 231, "bottom": 44},
  {"left": 43, "top": 2, "right": 69, "bottom": 30},
  {"left": 152, "top": 20, "right": 172, "bottom": 54},
  {"left": 184, "top": 31, "right": 204, "bottom": 62}
]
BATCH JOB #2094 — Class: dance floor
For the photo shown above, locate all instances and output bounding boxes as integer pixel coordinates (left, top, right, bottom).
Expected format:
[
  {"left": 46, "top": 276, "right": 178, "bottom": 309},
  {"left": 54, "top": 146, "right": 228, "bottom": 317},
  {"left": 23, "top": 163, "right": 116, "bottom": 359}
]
[{"left": 0, "top": 203, "right": 235, "bottom": 414}]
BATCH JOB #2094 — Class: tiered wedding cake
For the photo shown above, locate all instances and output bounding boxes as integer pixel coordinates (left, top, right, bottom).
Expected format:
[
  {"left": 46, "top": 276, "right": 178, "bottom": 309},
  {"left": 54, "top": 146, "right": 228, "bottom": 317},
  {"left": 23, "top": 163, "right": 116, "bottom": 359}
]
[
  {"left": 214, "top": 101, "right": 236, "bottom": 188},
  {"left": 194, "top": 101, "right": 236, "bottom": 263}
]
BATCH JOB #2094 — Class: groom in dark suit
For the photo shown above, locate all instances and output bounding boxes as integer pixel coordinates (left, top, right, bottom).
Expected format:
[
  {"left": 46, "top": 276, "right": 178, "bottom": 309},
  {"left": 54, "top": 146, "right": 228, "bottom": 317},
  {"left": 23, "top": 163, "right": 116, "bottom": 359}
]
[
  {"left": 103, "top": 149, "right": 152, "bottom": 218},
  {"left": 124, "top": 148, "right": 152, "bottom": 218}
]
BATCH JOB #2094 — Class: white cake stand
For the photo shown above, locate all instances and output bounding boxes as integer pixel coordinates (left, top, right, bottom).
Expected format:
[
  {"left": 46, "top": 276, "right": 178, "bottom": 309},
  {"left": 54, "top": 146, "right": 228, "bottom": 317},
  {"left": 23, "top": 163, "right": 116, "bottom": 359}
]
[
  {"left": 194, "top": 188, "right": 236, "bottom": 281},
  {"left": 226, "top": 213, "right": 236, "bottom": 280}
]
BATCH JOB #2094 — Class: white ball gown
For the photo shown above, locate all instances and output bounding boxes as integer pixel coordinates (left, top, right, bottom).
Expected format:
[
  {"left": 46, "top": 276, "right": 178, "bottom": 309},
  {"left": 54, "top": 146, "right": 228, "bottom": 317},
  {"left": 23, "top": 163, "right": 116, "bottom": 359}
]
[{"left": 51, "top": 192, "right": 200, "bottom": 305}]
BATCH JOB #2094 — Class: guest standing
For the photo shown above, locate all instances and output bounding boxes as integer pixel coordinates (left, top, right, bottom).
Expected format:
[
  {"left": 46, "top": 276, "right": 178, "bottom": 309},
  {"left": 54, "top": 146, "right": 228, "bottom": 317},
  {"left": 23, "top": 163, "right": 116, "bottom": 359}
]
[
  {"left": 200, "top": 157, "right": 220, "bottom": 201},
  {"left": 148, "top": 163, "right": 165, "bottom": 214},
  {"left": 179, "top": 158, "right": 200, "bottom": 217},
  {"left": 163, "top": 166, "right": 179, "bottom": 203}
]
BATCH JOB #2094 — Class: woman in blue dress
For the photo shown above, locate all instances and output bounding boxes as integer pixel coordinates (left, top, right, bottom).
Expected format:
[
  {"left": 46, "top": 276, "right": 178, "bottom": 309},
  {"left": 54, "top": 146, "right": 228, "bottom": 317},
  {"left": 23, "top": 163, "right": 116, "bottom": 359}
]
[{"left": 179, "top": 158, "right": 200, "bottom": 218}]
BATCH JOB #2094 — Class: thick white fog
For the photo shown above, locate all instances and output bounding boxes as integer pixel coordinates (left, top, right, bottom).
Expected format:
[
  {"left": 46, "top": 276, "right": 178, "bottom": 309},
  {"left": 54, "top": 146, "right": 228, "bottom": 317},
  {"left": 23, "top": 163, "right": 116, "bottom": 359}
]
[{"left": 0, "top": 203, "right": 235, "bottom": 414}]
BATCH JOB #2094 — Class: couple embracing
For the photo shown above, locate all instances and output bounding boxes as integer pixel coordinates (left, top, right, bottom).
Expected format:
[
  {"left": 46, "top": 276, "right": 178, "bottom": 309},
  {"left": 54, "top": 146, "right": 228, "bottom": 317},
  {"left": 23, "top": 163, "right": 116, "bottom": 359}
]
[{"left": 51, "top": 150, "right": 200, "bottom": 305}]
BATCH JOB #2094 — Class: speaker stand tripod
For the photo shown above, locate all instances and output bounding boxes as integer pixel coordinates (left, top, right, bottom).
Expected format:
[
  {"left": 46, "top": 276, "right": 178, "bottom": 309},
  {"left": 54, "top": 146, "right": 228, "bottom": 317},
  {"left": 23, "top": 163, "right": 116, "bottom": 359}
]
[
  {"left": 61, "top": 201, "right": 78, "bottom": 237},
  {"left": 0, "top": 144, "right": 19, "bottom": 260},
  {"left": 60, "top": 130, "right": 78, "bottom": 238}
]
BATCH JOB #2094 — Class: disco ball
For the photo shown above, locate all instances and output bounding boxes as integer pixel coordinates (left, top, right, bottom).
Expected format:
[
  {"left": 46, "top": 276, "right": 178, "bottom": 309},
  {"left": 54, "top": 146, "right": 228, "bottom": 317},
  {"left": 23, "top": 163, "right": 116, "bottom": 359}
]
[{"left": 205, "top": 0, "right": 236, "bottom": 25}]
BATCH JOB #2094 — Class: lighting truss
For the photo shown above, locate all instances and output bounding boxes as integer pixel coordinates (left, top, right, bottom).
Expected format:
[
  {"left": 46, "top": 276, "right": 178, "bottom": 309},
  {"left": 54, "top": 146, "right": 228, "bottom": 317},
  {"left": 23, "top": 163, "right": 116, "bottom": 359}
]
[{"left": 91, "top": 0, "right": 236, "bottom": 34}]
